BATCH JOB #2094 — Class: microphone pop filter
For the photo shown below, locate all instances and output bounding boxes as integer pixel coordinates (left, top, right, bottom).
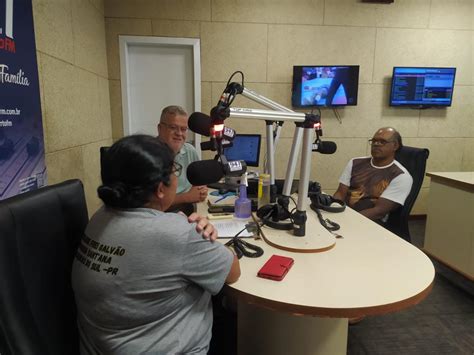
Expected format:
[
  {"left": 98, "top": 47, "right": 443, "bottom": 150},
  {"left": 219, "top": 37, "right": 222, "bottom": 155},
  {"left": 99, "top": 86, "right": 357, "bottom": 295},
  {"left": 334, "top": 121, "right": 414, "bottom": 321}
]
[
  {"left": 188, "top": 112, "right": 212, "bottom": 136},
  {"left": 186, "top": 160, "right": 224, "bottom": 186}
]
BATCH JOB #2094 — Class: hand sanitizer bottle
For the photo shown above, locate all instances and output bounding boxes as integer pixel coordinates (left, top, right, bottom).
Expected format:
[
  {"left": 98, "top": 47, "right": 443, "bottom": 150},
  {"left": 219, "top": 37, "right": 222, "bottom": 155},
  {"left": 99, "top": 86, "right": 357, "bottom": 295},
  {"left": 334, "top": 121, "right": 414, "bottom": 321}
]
[{"left": 234, "top": 173, "right": 252, "bottom": 219}]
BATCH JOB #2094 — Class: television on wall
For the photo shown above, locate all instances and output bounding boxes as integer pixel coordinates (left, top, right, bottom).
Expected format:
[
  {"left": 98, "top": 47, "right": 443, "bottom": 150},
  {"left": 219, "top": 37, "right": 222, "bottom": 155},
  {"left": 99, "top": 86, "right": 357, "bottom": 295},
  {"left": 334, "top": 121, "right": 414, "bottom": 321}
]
[
  {"left": 291, "top": 65, "right": 360, "bottom": 108},
  {"left": 389, "top": 67, "right": 456, "bottom": 108}
]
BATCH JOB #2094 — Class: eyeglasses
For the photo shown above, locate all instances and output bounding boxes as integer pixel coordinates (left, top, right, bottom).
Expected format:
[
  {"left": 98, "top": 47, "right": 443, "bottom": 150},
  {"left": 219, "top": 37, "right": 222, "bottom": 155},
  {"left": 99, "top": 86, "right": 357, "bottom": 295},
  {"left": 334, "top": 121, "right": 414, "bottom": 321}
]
[
  {"left": 161, "top": 122, "right": 188, "bottom": 134},
  {"left": 172, "top": 162, "right": 183, "bottom": 177},
  {"left": 368, "top": 138, "right": 395, "bottom": 146}
]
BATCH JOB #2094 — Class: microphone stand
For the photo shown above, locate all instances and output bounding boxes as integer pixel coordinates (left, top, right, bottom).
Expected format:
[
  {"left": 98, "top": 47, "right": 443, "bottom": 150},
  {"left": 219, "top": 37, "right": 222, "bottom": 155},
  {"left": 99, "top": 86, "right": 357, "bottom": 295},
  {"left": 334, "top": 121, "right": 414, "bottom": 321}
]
[{"left": 224, "top": 85, "right": 319, "bottom": 237}]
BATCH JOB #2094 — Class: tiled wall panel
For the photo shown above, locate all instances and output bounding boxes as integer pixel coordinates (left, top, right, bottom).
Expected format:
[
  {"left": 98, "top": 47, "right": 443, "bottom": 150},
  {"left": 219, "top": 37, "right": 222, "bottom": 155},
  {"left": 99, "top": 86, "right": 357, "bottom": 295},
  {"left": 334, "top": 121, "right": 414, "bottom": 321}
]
[{"left": 101, "top": 0, "right": 474, "bottom": 215}]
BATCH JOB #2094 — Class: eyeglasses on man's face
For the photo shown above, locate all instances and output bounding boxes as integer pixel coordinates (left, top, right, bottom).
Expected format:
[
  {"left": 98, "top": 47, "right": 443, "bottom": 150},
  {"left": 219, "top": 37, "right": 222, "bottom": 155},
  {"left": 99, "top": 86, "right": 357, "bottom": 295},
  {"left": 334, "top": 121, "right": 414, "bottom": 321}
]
[
  {"left": 368, "top": 138, "right": 395, "bottom": 146},
  {"left": 161, "top": 122, "right": 188, "bottom": 135}
]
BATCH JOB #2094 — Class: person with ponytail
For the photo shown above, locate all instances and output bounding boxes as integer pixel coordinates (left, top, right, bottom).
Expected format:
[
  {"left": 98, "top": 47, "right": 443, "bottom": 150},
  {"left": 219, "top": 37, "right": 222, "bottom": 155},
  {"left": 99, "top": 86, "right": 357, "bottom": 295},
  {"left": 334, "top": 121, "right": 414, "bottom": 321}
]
[{"left": 72, "top": 134, "right": 240, "bottom": 354}]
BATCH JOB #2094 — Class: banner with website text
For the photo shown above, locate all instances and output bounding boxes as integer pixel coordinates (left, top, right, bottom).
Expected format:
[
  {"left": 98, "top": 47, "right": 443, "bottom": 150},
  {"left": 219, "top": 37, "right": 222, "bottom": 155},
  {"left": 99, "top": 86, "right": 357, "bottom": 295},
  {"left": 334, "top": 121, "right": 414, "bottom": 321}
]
[{"left": 0, "top": 0, "right": 46, "bottom": 200}]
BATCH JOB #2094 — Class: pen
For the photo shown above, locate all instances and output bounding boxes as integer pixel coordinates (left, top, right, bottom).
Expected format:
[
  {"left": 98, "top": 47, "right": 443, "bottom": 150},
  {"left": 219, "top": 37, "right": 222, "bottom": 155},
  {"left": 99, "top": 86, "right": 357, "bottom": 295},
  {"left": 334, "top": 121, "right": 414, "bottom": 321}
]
[{"left": 214, "top": 195, "right": 230, "bottom": 203}]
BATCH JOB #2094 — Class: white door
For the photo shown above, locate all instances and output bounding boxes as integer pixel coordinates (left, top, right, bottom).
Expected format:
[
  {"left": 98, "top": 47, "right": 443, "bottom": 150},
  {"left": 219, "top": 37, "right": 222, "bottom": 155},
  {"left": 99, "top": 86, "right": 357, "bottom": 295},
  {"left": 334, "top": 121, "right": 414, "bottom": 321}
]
[{"left": 119, "top": 36, "right": 201, "bottom": 154}]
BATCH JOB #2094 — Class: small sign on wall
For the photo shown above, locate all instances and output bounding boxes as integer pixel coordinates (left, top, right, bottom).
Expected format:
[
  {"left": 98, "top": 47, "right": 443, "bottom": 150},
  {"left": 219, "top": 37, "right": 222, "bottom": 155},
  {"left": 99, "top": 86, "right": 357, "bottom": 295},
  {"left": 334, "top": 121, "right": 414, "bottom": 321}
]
[{"left": 0, "top": 0, "right": 47, "bottom": 200}]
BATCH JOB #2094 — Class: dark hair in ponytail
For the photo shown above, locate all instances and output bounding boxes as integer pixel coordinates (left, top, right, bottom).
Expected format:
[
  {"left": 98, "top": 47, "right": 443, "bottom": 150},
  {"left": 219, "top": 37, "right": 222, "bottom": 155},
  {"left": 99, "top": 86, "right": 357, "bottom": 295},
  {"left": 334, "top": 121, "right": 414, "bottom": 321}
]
[{"left": 98, "top": 135, "right": 175, "bottom": 208}]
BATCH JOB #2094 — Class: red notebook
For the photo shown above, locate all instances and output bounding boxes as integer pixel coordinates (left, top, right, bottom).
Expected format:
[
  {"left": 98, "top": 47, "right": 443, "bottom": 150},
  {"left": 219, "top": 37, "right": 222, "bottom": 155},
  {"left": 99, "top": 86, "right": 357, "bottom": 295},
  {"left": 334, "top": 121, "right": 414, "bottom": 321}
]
[{"left": 257, "top": 255, "right": 294, "bottom": 281}]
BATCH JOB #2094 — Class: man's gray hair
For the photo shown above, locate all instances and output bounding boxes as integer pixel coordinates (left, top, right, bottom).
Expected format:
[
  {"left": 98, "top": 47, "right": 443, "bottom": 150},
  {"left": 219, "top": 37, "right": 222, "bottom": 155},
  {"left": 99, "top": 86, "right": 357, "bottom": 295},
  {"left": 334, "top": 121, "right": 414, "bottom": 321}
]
[{"left": 160, "top": 105, "right": 188, "bottom": 123}]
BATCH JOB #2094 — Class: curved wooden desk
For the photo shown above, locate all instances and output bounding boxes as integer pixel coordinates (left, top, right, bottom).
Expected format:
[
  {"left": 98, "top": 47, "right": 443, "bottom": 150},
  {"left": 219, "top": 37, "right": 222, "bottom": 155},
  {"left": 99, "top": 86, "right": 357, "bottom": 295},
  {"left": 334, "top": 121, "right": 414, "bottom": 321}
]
[{"left": 201, "top": 196, "right": 435, "bottom": 355}]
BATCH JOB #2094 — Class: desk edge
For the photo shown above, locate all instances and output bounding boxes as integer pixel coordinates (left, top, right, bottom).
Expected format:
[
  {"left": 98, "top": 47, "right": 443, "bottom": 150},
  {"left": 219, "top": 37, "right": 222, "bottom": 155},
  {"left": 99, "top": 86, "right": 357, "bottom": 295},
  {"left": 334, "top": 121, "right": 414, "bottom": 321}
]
[
  {"left": 426, "top": 173, "right": 474, "bottom": 192},
  {"left": 225, "top": 278, "right": 435, "bottom": 318}
]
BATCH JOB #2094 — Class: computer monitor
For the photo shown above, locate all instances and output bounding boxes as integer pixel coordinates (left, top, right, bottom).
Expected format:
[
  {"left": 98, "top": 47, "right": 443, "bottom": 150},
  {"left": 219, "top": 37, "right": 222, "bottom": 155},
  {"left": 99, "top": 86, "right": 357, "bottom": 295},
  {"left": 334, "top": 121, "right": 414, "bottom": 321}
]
[
  {"left": 223, "top": 134, "right": 261, "bottom": 167},
  {"left": 389, "top": 67, "right": 456, "bottom": 108}
]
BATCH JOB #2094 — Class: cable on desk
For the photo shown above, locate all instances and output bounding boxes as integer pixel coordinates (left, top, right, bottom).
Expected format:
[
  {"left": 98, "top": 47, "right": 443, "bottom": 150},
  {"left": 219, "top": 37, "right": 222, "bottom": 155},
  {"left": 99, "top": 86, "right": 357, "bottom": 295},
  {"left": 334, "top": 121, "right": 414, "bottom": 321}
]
[
  {"left": 225, "top": 222, "right": 264, "bottom": 259},
  {"left": 312, "top": 207, "right": 340, "bottom": 232}
]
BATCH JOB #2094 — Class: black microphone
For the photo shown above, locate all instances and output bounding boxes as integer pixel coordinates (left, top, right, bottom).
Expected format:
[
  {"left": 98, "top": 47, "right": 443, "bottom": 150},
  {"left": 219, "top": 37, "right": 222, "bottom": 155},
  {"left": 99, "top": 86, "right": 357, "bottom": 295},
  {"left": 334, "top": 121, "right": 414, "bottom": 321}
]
[
  {"left": 312, "top": 140, "right": 337, "bottom": 154},
  {"left": 187, "top": 160, "right": 224, "bottom": 185},
  {"left": 188, "top": 112, "right": 212, "bottom": 136},
  {"left": 188, "top": 112, "right": 236, "bottom": 140},
  {"left": 187, "top": 159, "right": 247, "bottom": 185}
]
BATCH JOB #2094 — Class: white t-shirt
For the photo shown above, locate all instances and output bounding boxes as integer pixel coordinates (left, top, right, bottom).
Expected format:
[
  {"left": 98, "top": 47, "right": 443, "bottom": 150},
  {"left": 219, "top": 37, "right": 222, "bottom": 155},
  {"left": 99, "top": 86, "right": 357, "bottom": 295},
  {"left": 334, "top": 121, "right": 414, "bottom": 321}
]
[{"left": 339, "top": 157, "right": 413, "bottom": 208}]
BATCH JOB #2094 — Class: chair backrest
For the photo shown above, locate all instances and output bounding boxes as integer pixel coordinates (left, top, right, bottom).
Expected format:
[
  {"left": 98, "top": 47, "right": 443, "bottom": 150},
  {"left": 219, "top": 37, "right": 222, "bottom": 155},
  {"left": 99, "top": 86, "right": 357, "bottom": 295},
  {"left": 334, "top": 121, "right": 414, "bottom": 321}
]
[
  {"left": 100, "top": 146, "right": 110, "bottom": 181},
  {"left": 0, "top": 180, "right": 88, "bottom": 355},
  {"left": 385, "top": 146, "right": 429, "bottom": 242}
]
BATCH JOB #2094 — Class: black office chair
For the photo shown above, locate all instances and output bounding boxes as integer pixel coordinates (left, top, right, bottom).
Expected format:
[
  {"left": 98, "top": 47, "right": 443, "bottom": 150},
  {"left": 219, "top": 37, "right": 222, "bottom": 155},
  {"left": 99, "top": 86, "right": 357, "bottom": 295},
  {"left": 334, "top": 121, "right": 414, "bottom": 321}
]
[
  {"left": 385, "top": 146, "right": 430, "bottom": 243},
  {"left": 0, "top": 179, "right": 88, "bottom": 355},
  {"left": 100, "top": 146, "right": 109, "bottom": 180}
]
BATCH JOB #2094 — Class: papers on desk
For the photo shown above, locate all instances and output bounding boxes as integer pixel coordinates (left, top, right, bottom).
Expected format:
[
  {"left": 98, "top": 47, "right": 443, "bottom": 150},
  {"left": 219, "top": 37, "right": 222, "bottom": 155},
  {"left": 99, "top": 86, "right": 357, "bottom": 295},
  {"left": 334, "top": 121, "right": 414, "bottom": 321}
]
[
  {"left": 213, "top": 219, "right": 253, "bottom": 238},
  {"left": 207, "top": 193, "right": 237, "bottom": 206}
]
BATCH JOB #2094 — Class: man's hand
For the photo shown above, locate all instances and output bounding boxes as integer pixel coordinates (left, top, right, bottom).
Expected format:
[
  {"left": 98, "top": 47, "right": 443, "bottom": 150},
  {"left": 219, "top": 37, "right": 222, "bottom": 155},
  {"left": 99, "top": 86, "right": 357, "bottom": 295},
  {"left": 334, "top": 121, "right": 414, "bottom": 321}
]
[
  {"left": 196, "top": 185, "right": 208, "bottom": 201},
  {"left": 359, "top": 197, "right": 400, "bottom": 221},
  {"left": 186, "top": 185, "right": 208, "bottom": 203},
  {"left": 187, "top": 212, "right": 218, "bottom": 242},
  {"left": 172, "top": 185, "right": 208, "bottom": 205},
  {"left": 333, "top": 183, "right": 349, "bottom": 202}
]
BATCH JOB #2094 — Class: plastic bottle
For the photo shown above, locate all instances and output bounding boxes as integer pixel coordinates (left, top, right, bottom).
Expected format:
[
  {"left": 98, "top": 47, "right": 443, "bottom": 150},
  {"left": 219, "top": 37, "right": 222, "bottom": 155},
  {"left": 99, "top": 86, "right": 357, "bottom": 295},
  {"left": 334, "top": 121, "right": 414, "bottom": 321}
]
[
  {"left": 234, "top": 173, "right": 252, "bottom": 219},
  {"left": 258, "top": 173, "right": 271, "bottom": 209}
]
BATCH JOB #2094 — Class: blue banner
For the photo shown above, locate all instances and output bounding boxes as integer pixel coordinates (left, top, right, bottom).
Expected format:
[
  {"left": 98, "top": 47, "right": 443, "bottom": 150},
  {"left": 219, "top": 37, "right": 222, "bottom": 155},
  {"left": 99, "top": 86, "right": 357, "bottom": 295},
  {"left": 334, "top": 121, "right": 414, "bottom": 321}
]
[{"left": 0, "top": 0, "right": 46, "bottom": 200}]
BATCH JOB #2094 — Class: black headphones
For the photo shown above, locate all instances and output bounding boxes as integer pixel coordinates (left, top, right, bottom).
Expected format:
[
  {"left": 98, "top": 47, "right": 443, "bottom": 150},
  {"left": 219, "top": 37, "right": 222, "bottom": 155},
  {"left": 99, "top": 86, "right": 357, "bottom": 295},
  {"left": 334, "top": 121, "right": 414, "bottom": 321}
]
[
  {"left": 309, "top": 194, "right": 346, "bottom": 213},
  {"left": 256, "top": 203, "right": 293, "bottom": 230},
  {"left": 307, "top": 181, "right": 346, "bottom": 213}
]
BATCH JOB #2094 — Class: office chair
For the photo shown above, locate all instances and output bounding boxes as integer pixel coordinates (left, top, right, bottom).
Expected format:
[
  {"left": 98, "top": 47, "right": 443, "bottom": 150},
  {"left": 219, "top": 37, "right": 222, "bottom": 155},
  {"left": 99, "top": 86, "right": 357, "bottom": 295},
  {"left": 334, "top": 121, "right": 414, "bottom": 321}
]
[
  {"left": 385, "top": 146, "right": 430, "bottom": 243},
  {"left": 0, "top": 179, "right": 88, "bottom": 355}
]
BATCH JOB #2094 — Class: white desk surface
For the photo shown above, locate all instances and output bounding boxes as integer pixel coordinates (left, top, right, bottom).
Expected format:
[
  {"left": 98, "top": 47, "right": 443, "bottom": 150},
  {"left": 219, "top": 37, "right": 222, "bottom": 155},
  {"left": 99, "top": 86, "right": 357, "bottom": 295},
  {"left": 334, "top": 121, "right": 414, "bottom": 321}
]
[
  {"left": 202, "top": 196, "right": 435, "bottom": 318},
  {"left": 426, "top": 172, "right": 474, "bottom": 191}
]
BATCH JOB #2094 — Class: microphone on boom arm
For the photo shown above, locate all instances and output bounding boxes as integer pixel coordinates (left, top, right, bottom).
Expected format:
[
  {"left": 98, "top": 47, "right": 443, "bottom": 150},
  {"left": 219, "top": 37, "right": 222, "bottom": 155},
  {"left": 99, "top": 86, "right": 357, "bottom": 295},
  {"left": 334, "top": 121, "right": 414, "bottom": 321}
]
[
  {"left": 312, "top": 140, "right": 337, "bottom": 154},
  {"left": 188, "top": 79, "right": 243, "bottom": 151},
  {"left": 186, "top": 158, "right": 247, "bottom": 186},
  {"left": 209, "top": 80, "right": 244, "bottom": 132},
  {"left": 188, "top": 76, "right": 244, "bottom": 139},
  {"left": 188, "top": 112, "right": 236, "bottom": 139},
  {"left": 186, "top": 74, "right": 247, "bottom": 185},
  {"left": 188, "top": 112, "right": 236, "bottom": 151},
  {"left": 305, "top": 112, "right": 337, "bottom": 154}
]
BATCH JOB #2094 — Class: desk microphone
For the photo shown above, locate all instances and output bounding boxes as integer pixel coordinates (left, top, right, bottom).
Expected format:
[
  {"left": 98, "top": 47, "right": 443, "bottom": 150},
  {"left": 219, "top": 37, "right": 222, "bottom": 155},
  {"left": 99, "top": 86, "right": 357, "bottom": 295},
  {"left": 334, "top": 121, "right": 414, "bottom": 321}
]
[{"left": 187, "top": 159, "right": 247, "bottom": 186}]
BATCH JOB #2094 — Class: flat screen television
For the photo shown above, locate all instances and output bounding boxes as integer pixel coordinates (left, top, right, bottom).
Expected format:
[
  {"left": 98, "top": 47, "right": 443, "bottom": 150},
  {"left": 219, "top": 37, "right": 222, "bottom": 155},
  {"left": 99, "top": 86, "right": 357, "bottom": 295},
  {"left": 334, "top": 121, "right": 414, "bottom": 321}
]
[
  {"left": 292, "top": 65, "right": 360, "bottom": 107},
  {"left": 223, "top": 134, "right": 261, "bottom": 167},
  {"left": 389, "top": 67, "right": 456, "bottom": 108}
]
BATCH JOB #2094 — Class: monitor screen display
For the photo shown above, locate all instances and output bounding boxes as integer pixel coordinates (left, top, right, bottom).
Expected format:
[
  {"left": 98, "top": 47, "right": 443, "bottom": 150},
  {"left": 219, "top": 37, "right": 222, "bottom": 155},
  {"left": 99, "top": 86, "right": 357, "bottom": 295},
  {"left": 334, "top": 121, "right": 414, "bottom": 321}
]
[
  {"left": 292, "top": 65, "right": 359, "bottom": 107},
  {"left": 389, "top": 67, "right": 456, "bottom": 107},
  {"left": 223, "top": 134, "right": 261, "bottom": 167}
]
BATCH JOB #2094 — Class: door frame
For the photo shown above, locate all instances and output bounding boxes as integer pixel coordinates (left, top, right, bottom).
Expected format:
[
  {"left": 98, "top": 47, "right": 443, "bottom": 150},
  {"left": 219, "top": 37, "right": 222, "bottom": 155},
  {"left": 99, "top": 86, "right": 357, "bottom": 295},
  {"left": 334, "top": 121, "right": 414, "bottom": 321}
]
[{"left": 119, "top": 35, "right": 202, "bottom": 153}]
